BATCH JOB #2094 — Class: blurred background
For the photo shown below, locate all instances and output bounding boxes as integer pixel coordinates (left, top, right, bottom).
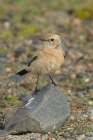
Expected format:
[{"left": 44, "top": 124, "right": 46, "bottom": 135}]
[{"left": 0, "top": 0, "right": 93, "bottom": 139}]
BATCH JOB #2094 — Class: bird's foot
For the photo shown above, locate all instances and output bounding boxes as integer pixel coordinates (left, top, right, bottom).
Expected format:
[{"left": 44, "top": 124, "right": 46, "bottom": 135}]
[
  {"left": 52, "top": 81, "right": 58, "bottom": 87},
  {"left": 32, "top": 89, "right": 40, "bottom": 95}
]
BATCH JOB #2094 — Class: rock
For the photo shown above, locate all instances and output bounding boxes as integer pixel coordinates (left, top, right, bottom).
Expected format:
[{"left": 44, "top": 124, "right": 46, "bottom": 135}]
[
  {"left": 0, "top": 122, "right": 4, "bottom": 130},
  {"left": 0, "top": 52, "right": 8, "bottom": 58},
  {"left": 76, "top": 134, "right": 86, "bottom": 140},
  {"left": 0, "top": 63, "right": 5, "bottom": 74},
  {"left": 86, "top": 137, "right": 93, "bottom": 140},
  {"left": 5, "top": 84, "right": 70, "bottom": 134},
  {"left": 61, "top": 42, "right": 68, "bottom": 52},
  {"left": 85, "top": 132, "right": 93, "bottom": 136},
  {"left": 0, "top": 57, "right": 6, "bottom": 63},
  {"left": 49, "top": 74, "right": 69, "bottom": 82},
  {"left": 8, "top": 74, "right": 25, "bottom": 83},
  {"left": 0, "top": 130, "right": 7, "bottom": 135},
  {"left": 15, "top": 47, "right": 26, "bottom": 56},
  {"left": 76, "top": 132, "right": 84, "bottom": 135},
  {"left": 46, "top": 11, "right": 70, "bottom": 25}
]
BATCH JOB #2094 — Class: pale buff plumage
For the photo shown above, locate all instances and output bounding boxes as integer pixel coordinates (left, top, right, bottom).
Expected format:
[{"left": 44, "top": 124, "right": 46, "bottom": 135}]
[{"left": 16, "top": 33, "right": 65, "bottom": 94}]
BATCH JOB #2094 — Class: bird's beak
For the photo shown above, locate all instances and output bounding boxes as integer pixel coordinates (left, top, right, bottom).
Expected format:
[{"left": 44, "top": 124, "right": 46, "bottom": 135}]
[{"left": 38, "top": 38, "right": 45, "bottom": 41}]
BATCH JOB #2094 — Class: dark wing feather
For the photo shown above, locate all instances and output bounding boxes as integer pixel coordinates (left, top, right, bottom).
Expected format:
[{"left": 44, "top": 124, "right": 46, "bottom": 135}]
[{"left": 28, "top": 55, "right": 38, "bottom": 66}]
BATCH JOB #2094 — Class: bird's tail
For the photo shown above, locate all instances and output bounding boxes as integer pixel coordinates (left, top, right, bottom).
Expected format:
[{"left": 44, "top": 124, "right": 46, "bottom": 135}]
[{"left": 16, "top": 69, "right": 29, "bottom": 76}]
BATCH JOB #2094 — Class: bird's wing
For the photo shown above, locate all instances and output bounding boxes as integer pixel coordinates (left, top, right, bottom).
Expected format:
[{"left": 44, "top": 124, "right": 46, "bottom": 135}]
[
  {"left": 27, "top": 49, "right": 43, "bottom": 66},
  {"left": 28, "top": 55, "right": 38, "bottom": 66}
]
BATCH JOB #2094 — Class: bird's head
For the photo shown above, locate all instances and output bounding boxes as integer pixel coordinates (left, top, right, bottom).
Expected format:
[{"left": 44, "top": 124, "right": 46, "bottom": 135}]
[{"left": 39, "top": 33, "right": 61, "bottom": 48}]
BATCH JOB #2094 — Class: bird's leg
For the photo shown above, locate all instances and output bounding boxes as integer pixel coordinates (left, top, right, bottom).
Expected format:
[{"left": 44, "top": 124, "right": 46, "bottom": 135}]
[
  {"left": 33, "top": 75, "right": 39, "bottom": 95},
  {"left": 49, "top": 75, "right": 57, "bottom": 86}
]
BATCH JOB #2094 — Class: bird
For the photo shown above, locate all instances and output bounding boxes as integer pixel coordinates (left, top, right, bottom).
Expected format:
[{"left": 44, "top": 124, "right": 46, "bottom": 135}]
[{"left": 16, "top": 33, "right": 65, "bottom": 94}]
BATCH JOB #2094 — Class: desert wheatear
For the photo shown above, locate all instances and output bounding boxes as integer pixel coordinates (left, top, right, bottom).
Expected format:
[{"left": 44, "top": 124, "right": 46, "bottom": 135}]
[{"left": 16, "top": 33, "right": 65, "bottom": 94}]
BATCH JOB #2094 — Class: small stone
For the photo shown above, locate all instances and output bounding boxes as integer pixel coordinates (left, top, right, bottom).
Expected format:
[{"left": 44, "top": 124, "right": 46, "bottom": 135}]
[
  {"left": 0, "top": 57, "right": 6, "bottom": 63},
  {"left": 86, "top": 136, "right": 93, "bottom": 140},
  {"left": 69, "top": 131, "right": 74, "bottom": 136},
  {"left": 76, "top": 132, "right": 84, "bottom": 135},
  {"left": 52, "top": 138, "right": 56, "bottom": 140},
  {"left": 7, "top": 54, "right": 15, "bottom": 63},
  {"left": 0, "top": 122, "right": 4, "bottom": 130},
  {"left": 48, "top": 132, "right": 51, "bottom": 135},
  {"left": 6, "top": 67, "right": 13, "bottom": 72},
  {"left": 4, "top": 21, "right": 11, "bottom": 29},
  {"left": 76, "top": 134, "right": 85, "bottom": 140},
  {"left": 70, "top": 73, "right": 76, "bottom": 79},
  {"left": 88, "top": 89, "right": 93, "bottom": 99},
  {"left": 41, "top": 134, "right": 48, "bottom": 140},
  {"left": 89, "top": 116, "right": 93, "bottom": 121},
  {"left": 72, "top": 18, "right": 81, "bottom": 26},
  {"left": 0, "top": 130, "right": 7, "bottom": 135},
  {"left": 70, "top": 115, "right": 75, "bottom": 120},
  {"left": 8, "top": 74, "right": 25, "bottom": 83},
  {"left": 15, "top": 47, "right": 26, "bottom": 56},
  {"left": 62, "top": 133, "right": 70, "bottom": 138},
  {"left": 85, "top": 132, "right": 93, "bottom": 136},
  {"left": 75, "top": 91, "right": 85, "bottom": 98},
  {"left": 90, "top": 109, "right": 93, "bottom": 116},
  {"left": 0, "top": 52, "right": 8, "bottom": 58},
  {"left": 88, "top": 101, "right": 93, "bottom": 105}
]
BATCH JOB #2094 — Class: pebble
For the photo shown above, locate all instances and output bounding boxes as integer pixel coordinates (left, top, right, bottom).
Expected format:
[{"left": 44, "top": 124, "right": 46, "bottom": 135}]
[
  {"left": 88, "top": 101, "right": 93, "bottom": 105},
  {"left": 70, "top": 115, "right": 75, "bottom": 120},
  {"left": 75, "top": 91, "right": 85, "bottom": 98},
  {"left": 88, "top": 89, "right": 93, "bottom": 99},
  {"left": 41, "top": 134, "right": 48, "bottom": 140},
  {"left": 50, "top": 74, "right": 69, "bottom": 82},
  {"left": 86, "top": 136, "right": 93, "bottom": 140},
  {"left": 15, "top": 47, "right": 26, "bottom": 55},
  {"left": 70, "top": 73, "right": 76, "bottom": 79},
  {"left": 0, "top": 122, "right": 4, "bottom": 130},
  {"left": 89, "top": 116, "right": 93, "bottom": 121},
  {"left": 0, "top": 57, "right": 6, "bottom": 63},
  {"left": 4, "top": 21, "right": 11, "bottom": 29},
  {"left": 76, "top": 134, "right": 86, "bottom": 140},
  {"left": 61, "top": 133, "right": 70, "bottom": 138},
  {"left": 90, "top": 109, "right": 93, "bottom": 116},
  {"left": 52, "top": 138, "right": 56, "bottom": 140},
  {"left": 85, "top": 132, "right": 93, "bottom": 136},
  {"left": 0, "top": 130, "right": 7, "bottom": 135},
  {"left": 8, "top": 74, "right": 26, "bottom": 83},
  {"left": 0, "top": 52, "right": 8, "bottom": 58},
  {"left": 76, "top": 132, "right": 84, "bottom": 135}
]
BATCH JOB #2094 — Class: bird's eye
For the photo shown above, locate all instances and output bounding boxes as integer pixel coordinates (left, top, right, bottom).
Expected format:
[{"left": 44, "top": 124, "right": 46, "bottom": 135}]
[{"left": 51, "top": 38, "right": 54, "bottom": 41}]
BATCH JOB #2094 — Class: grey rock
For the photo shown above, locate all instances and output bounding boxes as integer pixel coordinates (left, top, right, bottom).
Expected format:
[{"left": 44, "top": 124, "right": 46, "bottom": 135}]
[
  {"left": 0, "top": 130, "right": 7, "bottom": 135},
  {"left": 5, "top": 84, "right": 70, "bottom": 134},
  {"left": 0, "top": 52, "right": 8, "bottom": 58},
  {"left": 8, "top": 74, "right": 25, "bottom": 83},
  {"left": 61, "top": 42, "right": 68, "bottom": 52},
  {"left": 76, "top": 134, "right": 85, "bottom": 140},
  {"left": 15, "top": 47, "right": 26, "bottom": 55},
  {"left": 89, "top": 109, "right": 93, "bottom": 116},
  {"left": 86, "top": 137, "right": 93, "bottom": 140},
  {"left": 0, "top": 57, "right": 6, "bottom": 63},
  {"left": 86, "top": 132, "right": 93, "bottom": 136},
  {"left": 77, "top": 131, "right": 84, "bottom": 135},
  {"left": 61, "top": 133, "right": 70, "bottom": 138},
  {"left": 18, "top": 93, "right": 27, "bottom": 101},
  {"left": 0, "top": 122, "right": 4, "bottom": 130},
  {"left": 0, "top": 63, "right": 5, "bottom": 74},
  {"left": 50, "top": 74, "right": 69, "bottom": 82}
]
